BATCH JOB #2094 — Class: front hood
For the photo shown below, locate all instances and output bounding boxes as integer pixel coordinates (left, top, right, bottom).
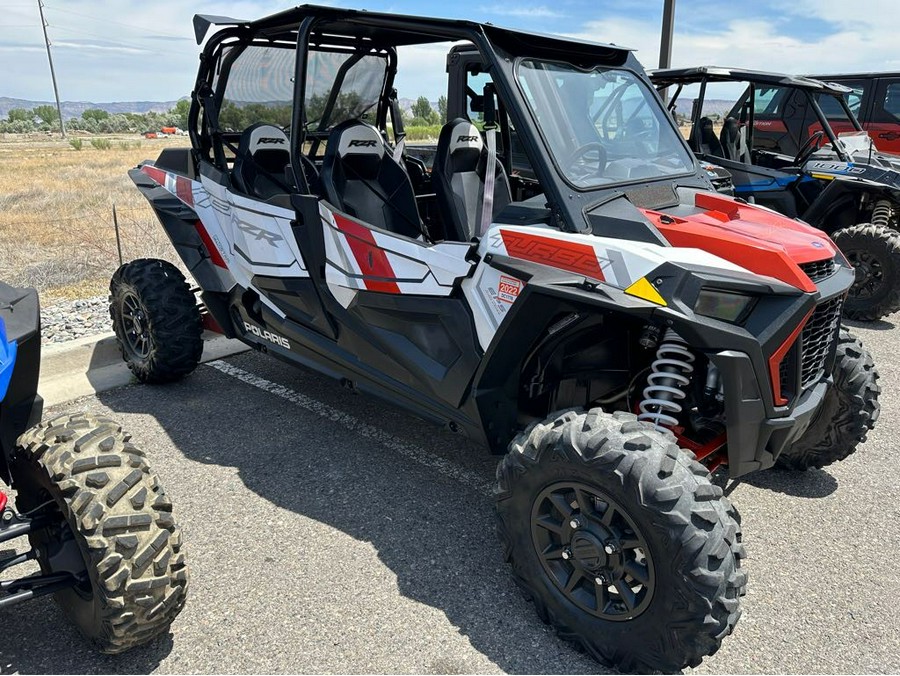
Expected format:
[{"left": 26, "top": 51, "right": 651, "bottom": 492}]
[{"left": 641, "top": 191, "right": 839, "bottom": 293}]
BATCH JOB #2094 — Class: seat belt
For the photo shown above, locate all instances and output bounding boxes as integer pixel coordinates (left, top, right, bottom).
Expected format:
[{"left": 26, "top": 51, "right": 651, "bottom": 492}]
[
  {"left": 389, "top": 89, "right": 407, "bottom": 163},
  {"left": 479, "top": 84, "right": 498, "bottom": 237}
]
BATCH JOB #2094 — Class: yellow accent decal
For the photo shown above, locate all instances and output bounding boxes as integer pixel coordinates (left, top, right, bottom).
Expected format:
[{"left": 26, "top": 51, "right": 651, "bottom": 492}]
[
  {"left": 625, "top": 277, "right": 667, "bottom": 306},
  {"left": 810, "top": 173, "right": 836, "bottom": 181}
]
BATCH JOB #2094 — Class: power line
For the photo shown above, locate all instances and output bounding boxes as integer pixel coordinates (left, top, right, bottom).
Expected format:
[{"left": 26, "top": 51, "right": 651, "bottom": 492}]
[
  {"left": 37, "top": 0, "right": 65, "bottom": 138},
  {"left": 43, "top": 4, "right": 189, "bottom": 40}
]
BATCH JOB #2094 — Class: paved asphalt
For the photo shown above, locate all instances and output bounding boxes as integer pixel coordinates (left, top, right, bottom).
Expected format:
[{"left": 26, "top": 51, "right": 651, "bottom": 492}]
[{"left": 1, "top": 318, "right": 899, "bottom": 674}]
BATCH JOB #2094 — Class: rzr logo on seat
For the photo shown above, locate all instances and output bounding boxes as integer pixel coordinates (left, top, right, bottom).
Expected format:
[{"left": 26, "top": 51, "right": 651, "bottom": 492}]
[
  {"left": 244, "top": 322, "right": 290, "bottom": 349},
  {"left": 457, "top": 135, "right": 479, "bottom": 142},
  {"left": 348, "top": 139, "right": 378, "bottom": 147},
  {"left": 258, "top": 137, "right": 285, "bottom": 145}
]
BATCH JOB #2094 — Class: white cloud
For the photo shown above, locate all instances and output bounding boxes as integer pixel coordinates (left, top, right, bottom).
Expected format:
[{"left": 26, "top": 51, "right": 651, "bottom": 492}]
[{"left": 484, "top": 5, "right": 567, "bottom": 19}]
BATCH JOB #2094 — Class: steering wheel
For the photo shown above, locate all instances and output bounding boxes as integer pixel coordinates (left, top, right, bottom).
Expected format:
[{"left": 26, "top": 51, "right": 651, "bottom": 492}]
[
  {"left": 565, "top": 142, "right": 608, "bottom": 179},
  {"left": 794, "top": 130, "right": 825, "bottom": 166}
]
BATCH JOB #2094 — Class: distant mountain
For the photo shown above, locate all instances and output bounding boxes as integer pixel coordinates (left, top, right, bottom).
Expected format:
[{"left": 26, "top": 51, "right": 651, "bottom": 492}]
[
  {"left": 0, "top": 97, "right": 187, "bottom": 120},
  {"left": 671, "top": 98, "right": 738, "bottom": 120}
]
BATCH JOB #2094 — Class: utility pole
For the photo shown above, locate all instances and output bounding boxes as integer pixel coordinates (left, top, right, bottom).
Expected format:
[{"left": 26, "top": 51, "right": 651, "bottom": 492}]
[
  {"left": 37, "top": 0, "right": 66, "bottom": 137},
  {"left": 658, "top": 0, "right": 676, "bottom": 104}
]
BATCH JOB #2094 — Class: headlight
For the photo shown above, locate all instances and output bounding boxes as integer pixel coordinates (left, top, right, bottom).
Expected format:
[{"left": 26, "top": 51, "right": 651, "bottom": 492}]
[{"left": 694, "top": 289, "right": 756, "bottom": 323}]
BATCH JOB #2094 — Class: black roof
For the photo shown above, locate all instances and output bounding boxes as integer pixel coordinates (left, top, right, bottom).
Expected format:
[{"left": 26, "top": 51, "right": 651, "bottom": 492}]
[
  {"left": 649, "top": 66, "right": 853, "bottom": 95},
  {"left": 194, "top": 4, "right": 632, "bottom": 57},
  {"left": 807, "top": 72, "right": 900, "bottom": 80}
]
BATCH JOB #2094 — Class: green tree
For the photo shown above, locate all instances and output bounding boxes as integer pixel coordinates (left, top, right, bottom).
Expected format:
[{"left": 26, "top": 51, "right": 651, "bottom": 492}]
[
  {"left": 33, "top": 104, "right": 59, "bottom": 125},
  {"left": 171, "top": 99, "right": 191, "bottom": 129},
  {"left": 411, "top": 96, "right": 439, "bottom": 124},
  {"left": 81, "top": 108, "right": 109, "bottom": 122},
  {"left": 437, "top": 95, "right": 447, "bottom": 124},
  {"left": 7, "top": 108, "right": 32, "bottom": 123}
]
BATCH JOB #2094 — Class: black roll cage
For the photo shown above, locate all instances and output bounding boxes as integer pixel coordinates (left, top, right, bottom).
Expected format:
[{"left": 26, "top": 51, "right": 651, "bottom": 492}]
[{"left": 190, "top": 5, "right": 713, "bottom": 232}]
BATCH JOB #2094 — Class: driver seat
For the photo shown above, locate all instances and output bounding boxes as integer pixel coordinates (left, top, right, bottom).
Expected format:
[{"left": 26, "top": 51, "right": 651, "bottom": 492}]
[
  {"left": 697, "top": 117, "right": 724, "bottom": 158},
  {"left": 432, "top": 118, "right": 512, "bottom": 242}
]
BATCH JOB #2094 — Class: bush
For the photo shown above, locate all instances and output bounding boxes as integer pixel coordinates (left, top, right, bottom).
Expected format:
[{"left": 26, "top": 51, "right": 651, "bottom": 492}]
[
  {"left": 90, "top": 138, "right": 112, "bottom": 150},
  {"left": 404, "top": 125, "right": 442, "bottom": 141},
  {"left": 69, "top": 138, "right": 83, "bottom": 151}
]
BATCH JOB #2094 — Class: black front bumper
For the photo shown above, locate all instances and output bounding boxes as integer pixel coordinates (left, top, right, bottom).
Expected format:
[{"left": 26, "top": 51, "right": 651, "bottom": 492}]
[{"left": 712, "top": 349, "right": 828, "bottom": 477}]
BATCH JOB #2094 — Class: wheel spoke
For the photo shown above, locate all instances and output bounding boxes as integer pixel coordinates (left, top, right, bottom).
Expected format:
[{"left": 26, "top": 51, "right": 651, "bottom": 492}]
[
  {"left": 573, "top": 488, "right": 594, "bottom": 516},
  {"left": 535, "top": 515, "right": 564, "bottom": 535},
  {"left": 542, "top": 544, "right": 567, "bottom": 561},
  {"left": 594, "top": 581, "right": 609, "bottom": 613},
  {"left": 600, "top": 503, "right": 617, "bottom": 526},
  {"left": 624, "top": 559, "right": 650, "bottom": 585},
  {"left": 548, "top": 493, "right": 574, "bottom": 520},
  {"left": 615, "top": 579, "right": 637, "bottom": 611},
  {"left": 564, "top": 569, "right": 583, "bottom": 593}
]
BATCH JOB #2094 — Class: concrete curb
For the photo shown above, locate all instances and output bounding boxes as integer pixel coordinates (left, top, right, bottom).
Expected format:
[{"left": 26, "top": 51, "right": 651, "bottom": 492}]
[{"left": 39, "top": 332, "right": 250, "bottom": 407}]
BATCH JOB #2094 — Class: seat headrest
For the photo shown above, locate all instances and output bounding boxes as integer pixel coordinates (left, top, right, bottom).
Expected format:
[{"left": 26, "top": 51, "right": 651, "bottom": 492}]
[
  {"left": 440, "top": 118, "right": 483, "bottom": 171},
  {"left": 722, "top": 117, "right": 739, "bottom": 142},
  {"left": 335, "top": 122, "right": 385, "bottom": 159},
  {"left": 241, "top": 124, "right": 289, "bottom": 155}
]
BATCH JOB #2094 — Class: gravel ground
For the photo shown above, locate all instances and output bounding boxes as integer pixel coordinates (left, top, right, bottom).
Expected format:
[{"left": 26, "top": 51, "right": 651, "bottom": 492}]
[{"left": 41, "top": 295, "right": 110, "bottom": 344}]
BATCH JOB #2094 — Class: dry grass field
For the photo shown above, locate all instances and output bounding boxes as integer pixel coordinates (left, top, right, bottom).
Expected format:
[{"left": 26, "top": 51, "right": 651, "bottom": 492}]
[{"left": 0, "top": 134, "right": 191, "bottom": 301}]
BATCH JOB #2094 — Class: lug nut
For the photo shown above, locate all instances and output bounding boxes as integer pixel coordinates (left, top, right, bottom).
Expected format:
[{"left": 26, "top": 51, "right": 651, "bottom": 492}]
[
  {"left": 595, "top": 575, "right": 607, "bottom": 586},
  {"left": 1, "top": 510, "right": 12, "bottom": 522},
  {"left": 569, "top": 517, "right": 582, "bottom": 529},
  {"left": 561, "top": 548, "right": 571, "bottom": 560},
  {"left": 604, "top": 544, "right": 616, "bottom": 555}
]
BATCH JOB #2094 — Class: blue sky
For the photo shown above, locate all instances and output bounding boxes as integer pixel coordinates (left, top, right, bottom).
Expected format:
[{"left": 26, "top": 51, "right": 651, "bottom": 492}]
[{"left": 1, "top": 0, "right": 897, "bottom": 103}]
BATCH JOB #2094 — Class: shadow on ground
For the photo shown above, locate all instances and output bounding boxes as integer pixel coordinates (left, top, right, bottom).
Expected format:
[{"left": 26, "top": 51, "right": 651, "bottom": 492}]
[
  {"left": 743, "top": 467, "right": 838, "bottom": 498},
  {"left": 81, "top": 355, "right": 609, "bottom": 675}
]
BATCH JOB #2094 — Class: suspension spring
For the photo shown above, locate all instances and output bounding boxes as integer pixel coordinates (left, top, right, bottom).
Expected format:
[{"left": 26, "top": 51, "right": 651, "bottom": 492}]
[
  {"left": 637, "top": 329, "right": 695, "bottom": 430},
  {"left": 872, "top": 199, "right": 894, "bottom": 229}
]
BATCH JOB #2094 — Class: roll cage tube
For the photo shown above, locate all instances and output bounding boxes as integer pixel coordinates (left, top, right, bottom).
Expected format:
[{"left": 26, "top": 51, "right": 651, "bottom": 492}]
[{"left": 805, "top": 90, "right": 851, "bottom": 162}]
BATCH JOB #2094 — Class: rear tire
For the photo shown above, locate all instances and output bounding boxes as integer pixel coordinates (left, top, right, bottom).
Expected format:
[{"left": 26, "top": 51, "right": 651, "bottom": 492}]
[
  {"left": 496, "top": 409, "right": 745, "bottom": 673},
  {"left": 109, "top": 259, "right": 202, "bottom": 383},
  {"left": 832, "top": 223, "right": 900, "bottom": 321},
  {"left": 12, "top": 413, "right": 188, "bottom": 653},
  {"left": 776, "top": 328, "right": 879, "bottom": 470}
]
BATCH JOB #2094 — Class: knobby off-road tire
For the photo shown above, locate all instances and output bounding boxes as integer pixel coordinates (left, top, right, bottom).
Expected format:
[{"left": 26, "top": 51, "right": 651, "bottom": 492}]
[
  {"left": 777, "top": 328, "right": 880, "bottom": 470},
  {"left": 832, "top": 223, "right": 900, "bottom": 321},
  {"left": 496, "top": 409, "right": 745, "bottom": 673},
  {"left": 109, "top": 258, "right": 202, "bottom": 383},
  {"left": 13, "top": 413, "right": 188, "bottom": 653}
]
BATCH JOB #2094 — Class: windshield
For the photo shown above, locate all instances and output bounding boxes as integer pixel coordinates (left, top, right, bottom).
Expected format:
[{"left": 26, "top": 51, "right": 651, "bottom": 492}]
[{"left": 516, "top": 60, "right": 694, "bottom": 189}]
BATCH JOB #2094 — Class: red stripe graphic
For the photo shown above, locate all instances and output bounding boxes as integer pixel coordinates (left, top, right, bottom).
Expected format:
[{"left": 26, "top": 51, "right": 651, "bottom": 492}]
[
  {"left": 140, "top": 165, "right": 168, "bottom": 186},
  {"left": 175, "top": 176, "right": 194, "bottom": 206},
  {"left": 195, "top": 220, "right": 228, "bottom": 269},
  {"left": 332, "top": 214, "right": 401, "bottom": 293},
  {"left": 500, "top": 230, "right": 605, "bottom": 280}
]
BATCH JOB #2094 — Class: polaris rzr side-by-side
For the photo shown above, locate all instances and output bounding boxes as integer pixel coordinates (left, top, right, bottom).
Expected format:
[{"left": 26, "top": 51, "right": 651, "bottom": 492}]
[
  {"left": 652, "top": 66, "right": 900, "bottom": 321},
  {"left": 113, "top": 7, "right": 879, "bottom": 671},
  {"left": 0, "top": 282, "right": 187, "bottom": 652}
]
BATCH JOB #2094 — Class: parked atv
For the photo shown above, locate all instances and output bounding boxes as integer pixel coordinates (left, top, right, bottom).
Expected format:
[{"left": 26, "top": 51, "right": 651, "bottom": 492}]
[
  {"left": 652, "top": 66, "right": 900, "bottom": 321},
  {"left": 112, "top": 7, "right": 879, "bottom": 672},
  {"left": 0, "top": 281, "right": 188, "bottom": 652}
]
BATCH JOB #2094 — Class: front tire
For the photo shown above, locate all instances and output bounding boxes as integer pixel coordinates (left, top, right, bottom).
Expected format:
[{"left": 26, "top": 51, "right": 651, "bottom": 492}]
[
  {"left": 832, "top": 223, "right": 900, "bottom": 321},
  {"left": 777, "top": 329, "right": 880, "bottom": 470},
  {"left": 496, "top": 409, "right": 745, "bottom": 673},
  {"left": 12, "top": 413, "right": 188, "bottom": 653},
  {"left": 109, "top": 258, "right": 202, "bottom": 383}
]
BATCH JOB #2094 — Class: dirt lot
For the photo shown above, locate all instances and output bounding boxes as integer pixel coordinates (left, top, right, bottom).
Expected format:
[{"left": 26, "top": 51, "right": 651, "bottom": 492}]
[{"left": 0, "top": 134, "right": 189, "bottom": 301}]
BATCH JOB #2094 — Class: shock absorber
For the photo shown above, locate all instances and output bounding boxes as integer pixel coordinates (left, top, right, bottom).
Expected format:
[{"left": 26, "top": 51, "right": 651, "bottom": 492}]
[
  {"left": 638, "top": 329, "right": 695, "bottom": 431},
  {"left": 872, "top": 199, "right": 894, "bottom": 228}
]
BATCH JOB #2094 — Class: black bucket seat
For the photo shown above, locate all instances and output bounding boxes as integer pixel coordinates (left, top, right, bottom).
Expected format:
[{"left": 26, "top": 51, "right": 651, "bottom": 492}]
[
  {"left": 432, "top": 118, "right": 512, "bottom": 242},
  {"left": 320, "top": 120, "right": 422, "bottom": 239}
]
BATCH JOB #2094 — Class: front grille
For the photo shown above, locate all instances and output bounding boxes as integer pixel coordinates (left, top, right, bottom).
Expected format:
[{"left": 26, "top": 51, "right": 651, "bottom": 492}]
[
  {"left": 799, "top": 296, "right": 843, "bottom": 389},
  {"left": 799, "top": 258, "right": 836, "bottom": 284}
]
